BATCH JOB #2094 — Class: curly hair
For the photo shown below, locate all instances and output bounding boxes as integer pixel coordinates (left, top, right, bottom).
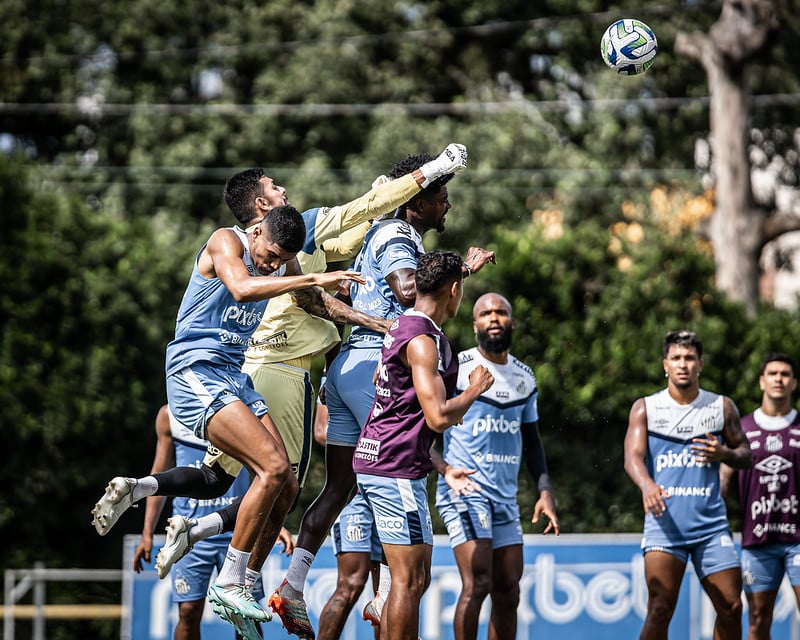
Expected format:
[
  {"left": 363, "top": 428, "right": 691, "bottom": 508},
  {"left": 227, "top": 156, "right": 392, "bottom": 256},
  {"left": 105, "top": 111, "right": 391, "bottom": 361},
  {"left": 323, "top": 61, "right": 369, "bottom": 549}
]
[{"left": 415, "top": 250, "right": 464, "bottom": 295}]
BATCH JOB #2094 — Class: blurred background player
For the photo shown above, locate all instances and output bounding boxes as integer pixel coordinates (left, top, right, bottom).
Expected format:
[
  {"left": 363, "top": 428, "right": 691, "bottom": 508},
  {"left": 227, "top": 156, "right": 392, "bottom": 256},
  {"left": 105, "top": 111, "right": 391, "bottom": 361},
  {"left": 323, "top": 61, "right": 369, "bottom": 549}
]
[
  {"left": 721, "top": 352, "right": 800, "bottom": 640},
  {"left": 431, "top": 292, "right": 559, "bottom": 640},
  {"left": 624, "top": 330, "right": 753, "bottom": 640}
]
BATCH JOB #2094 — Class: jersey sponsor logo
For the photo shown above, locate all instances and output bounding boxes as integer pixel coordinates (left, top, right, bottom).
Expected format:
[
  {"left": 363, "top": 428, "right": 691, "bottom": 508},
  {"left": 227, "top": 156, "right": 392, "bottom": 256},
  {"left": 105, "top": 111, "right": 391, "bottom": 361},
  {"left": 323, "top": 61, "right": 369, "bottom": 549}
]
[
  {"left": 249, "top": 330, "right": 288, "bottom": 349},
  {"left": 219, "top": 330, "right": 254, "bottom": 346},
  {"left": 474, "top": 451, "right": 520, "bottom": 465},
  {"left": 663, "top": 485, "right": 711, "bottom": 497},
  {"left": 371, "top": 402, "right": 383, "bottom": 419},
  {"left": 750, "top": 494, "right": 799, "bottom": 520},
  {"left": 221, "top": 304, "right": 262, "bottom": 327},
  {"left": 375, "top": 515, "right": 404, "bottom": 531},
  {"left": 753, "top": 521, "right": 797, "bottom": 538},
  {"left": 354, "top": 438, "right": 381, "bottom": 463},
  {"left": 654, "top": 449, "right": 710, "bottom": 473},
  {"left": 459, "top": 352, "right": 475, "bottom": 364},
  {"left": 790, "top": 438, "right": 800, "bottom": 448},
  {"left": 495, "top": 390, "right": 510, "bottom": 400},
  {"left": 383, "top": 333, "right": 396, "bottom": 349},
  {"left": 472, "top": 414, "right": 521, "bottom": 437},
  {"left": 653, "top": 419, "right": 670, "bottom": 430}
]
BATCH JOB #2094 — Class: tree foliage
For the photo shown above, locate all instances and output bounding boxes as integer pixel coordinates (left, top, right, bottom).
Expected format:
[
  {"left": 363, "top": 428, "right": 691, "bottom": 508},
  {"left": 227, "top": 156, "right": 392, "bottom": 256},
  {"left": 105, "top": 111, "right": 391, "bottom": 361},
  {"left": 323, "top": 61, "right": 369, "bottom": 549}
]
[{"left": 1, "top": 7, "right": 800, "bottom": 638}]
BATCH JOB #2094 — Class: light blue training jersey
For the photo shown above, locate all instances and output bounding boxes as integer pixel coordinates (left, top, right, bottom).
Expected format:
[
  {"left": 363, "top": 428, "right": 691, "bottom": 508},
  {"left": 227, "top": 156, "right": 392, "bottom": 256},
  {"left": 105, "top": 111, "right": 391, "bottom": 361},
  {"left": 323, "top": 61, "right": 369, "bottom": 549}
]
[
  {"left": 345, "top": 218, "right": 424, "bottom": 348},
  {"left": 165, "top": 226, "right": 287, "bottom": 377},
  {"left": 436, "top": 347, "right": 539, "bottom": 505},
  {"left": 168, "top": 411, "right": 249, "bottom": 543},
  {"left": 643, "top": 388, "right": 730, "bottom": 546}
]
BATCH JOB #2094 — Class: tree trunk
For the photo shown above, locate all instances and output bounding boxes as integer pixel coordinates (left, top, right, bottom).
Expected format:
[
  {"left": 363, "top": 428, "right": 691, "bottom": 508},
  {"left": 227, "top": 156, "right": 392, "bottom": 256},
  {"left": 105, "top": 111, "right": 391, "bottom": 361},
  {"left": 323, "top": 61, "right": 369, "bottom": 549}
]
[
  {"left": 675, "top": 0, "right": 782, "bottom": 316},
  {"left": 707, "top": 58, "right": 761, "bottom": 316}
]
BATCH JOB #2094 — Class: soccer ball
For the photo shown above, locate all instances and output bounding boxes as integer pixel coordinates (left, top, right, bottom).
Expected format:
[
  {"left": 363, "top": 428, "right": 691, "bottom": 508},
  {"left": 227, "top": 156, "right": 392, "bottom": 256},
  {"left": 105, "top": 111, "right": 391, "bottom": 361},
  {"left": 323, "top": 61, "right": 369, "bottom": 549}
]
[{"left": 600, "top": 19, "right": 658, "bottom": 76}]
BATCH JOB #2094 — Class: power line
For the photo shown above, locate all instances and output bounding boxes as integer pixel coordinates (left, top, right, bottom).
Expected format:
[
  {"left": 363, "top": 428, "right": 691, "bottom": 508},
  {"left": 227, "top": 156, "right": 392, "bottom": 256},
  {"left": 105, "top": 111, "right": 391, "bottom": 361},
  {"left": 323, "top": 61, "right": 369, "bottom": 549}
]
[
  {"left": 1, "top": 93, "right": 798, "bottom": 117},
  {"left": 0, "top": 9, "right": 667, "bottom": 67}
]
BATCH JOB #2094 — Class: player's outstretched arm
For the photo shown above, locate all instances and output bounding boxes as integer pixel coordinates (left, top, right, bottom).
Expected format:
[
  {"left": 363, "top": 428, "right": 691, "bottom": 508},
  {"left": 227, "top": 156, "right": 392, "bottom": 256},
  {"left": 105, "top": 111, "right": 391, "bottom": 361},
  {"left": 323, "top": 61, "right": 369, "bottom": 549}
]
[
  {"left": 293, "top": 286, "right": 391, "bottom": 333},
  {"left": 328, "top": 143, "right": 469, "bottom": 234}
]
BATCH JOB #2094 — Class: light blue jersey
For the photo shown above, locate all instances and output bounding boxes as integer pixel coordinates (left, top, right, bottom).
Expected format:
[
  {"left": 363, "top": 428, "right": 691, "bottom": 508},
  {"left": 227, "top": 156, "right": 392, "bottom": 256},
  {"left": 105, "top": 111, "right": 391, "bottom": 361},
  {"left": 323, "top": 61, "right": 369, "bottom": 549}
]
[
  {"left": 345, "top": 218, "right": 424, "bottom": 348},
  {"left": 165, "top": 227, "right": 286, "bottom": 377},
  {"left": 436, "top": 347, "right": 539, "bottom": 506},
  {"left": 643, "top": 388, "right": 730, "bottom": 546}
]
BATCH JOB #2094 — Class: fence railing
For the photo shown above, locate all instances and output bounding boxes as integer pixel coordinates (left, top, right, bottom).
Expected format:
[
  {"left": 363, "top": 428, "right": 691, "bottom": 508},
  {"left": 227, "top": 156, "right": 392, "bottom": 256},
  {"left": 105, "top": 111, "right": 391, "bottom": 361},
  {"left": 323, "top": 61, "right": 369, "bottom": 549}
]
[{"left": 3, "top": 563, "right": 123, "bottom": 640}]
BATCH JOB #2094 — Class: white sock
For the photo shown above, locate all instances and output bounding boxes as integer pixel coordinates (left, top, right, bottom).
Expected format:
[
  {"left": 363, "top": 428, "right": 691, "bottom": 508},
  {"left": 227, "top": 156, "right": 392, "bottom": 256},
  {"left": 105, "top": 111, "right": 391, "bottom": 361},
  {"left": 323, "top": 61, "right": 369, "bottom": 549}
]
[
  {"left": 131, "top": 476, "right": 158, "bottom": 502},
  {"left": 378, "top": 563, "right": 391, "bottom": 599},
  {"left": 245, "top": 568, "right": 261, "bottom": 592},
  {"left": 189, "top": 512, "right": 223, "bottom": 544},
  {"left": 284, "top": 548, "right": 315, "bottom": 592},
  {"left": 216, "top": 546, "right": 250, "bottom": 586}
]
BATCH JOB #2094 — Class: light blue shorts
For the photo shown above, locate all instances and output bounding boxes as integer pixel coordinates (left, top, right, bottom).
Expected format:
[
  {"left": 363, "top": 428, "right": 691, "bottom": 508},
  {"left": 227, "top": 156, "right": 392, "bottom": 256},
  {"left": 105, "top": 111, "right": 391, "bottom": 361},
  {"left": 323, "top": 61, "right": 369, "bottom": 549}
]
[
  {"left": 642, "top": 530, "right": 741, "bottom": 581},
  {"left": 325, "top": 346, "right": 381, "bottom": 447},
  {"left": 166, "top": 363, "right": 268, "bottom": 441},
  {"left": 331, "top": 491, "right": 382, "bottom": 562},
  {"left": 436, "top": 490, "right": 523, "bottom": 550},
  {"left": 356, "top": 474, "right": 433, "bottom": 546},
  {"left": 741, "top": 543, "right": 800, "bottom": 592},
  {"left": 171, "top": 538, "right": 265, "bottom": 603}
]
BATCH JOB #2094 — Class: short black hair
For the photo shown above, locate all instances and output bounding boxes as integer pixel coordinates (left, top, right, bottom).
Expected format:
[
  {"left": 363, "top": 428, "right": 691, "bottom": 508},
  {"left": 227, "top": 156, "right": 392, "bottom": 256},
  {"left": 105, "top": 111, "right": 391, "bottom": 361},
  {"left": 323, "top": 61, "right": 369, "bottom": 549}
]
[
  {"left": 759, "top": 352, "right": 797, "bottom": 377},
  {"left": 662, "top": 330, "right": 703, "bottom": 359},
  {"left": 389, "top": 153, "right": 454, "bottom": 215},
  {"left": 415, "top": 250, "right": 463, "bottom": 295},
  {"left": 262, "top": 204, "right": 306, "bottom": 254},
  {"left": 224, "top": 168, "right": 266, "bottom": 225}
]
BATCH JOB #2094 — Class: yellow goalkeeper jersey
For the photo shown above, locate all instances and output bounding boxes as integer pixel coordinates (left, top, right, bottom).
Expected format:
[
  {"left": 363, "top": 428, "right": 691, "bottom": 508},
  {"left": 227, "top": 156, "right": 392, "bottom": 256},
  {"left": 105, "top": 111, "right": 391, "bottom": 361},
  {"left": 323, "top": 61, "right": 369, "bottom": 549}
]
[{"left": 244, "top": 173, "right": 420, "bottom": 366}]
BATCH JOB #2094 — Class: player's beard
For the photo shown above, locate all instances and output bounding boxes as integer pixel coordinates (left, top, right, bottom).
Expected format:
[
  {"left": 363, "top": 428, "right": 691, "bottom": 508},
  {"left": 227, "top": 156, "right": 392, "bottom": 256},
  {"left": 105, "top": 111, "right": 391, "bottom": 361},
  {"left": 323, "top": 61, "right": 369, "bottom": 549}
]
[{"left": 477, "top": 326, "right": 512, "bottom": 354}]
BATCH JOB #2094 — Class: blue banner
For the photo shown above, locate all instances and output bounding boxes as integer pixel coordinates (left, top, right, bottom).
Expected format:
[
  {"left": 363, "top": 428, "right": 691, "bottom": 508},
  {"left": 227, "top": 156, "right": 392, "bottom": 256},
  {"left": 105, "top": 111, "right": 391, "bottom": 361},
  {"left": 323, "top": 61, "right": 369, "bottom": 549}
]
[{"left": 121, "top": 533, "right": 799, "bottom": 639}]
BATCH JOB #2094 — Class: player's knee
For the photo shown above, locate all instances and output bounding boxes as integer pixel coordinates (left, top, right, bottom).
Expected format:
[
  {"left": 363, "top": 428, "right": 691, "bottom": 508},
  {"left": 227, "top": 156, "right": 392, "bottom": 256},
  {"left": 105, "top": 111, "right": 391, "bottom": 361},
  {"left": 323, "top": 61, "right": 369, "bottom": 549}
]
[
  {"left": 646, "top": 595, "right": 677, "bottom": 624},
  {"left": 178, "top": 600, "right": 204, "bottom": 627},
  {"left": 715, "top": 593, "right": 743, "bottom": 621},
  {"left": 491, "top": 581, "right": 520, "bottom": 608},
  {"left": 463, "top": 573, "right": 491, "bottom": 600},
  {"left": 338, "top": 573, "right": 369, "bottom": 603},
  {"left": 748, "top": 604, "right": 773, "bottom": 632},
  {"left": 200, "top": 463, "right": 236, "bottom": 495}
]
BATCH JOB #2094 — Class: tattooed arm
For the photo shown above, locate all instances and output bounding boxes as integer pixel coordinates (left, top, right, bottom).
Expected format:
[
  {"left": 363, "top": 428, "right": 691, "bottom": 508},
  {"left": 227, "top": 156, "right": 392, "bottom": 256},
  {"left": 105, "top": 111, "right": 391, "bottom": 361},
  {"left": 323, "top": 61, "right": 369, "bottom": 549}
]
[{"left": 293, "top": 287, "right": 391, "bottom": 333}]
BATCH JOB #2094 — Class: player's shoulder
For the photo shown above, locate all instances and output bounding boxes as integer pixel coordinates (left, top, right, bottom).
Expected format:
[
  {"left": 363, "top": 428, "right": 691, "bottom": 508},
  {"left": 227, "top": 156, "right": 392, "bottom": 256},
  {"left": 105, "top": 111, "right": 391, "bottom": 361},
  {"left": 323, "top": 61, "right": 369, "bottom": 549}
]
[
  {"left": 458, "top": 347, "right": 479, "bottom": 366},
  {"left": 369, "top": 217, "right": 414, "bottom": 243},
  {"left": 508, "top": 353, "right": 535, "bottom": 379}
]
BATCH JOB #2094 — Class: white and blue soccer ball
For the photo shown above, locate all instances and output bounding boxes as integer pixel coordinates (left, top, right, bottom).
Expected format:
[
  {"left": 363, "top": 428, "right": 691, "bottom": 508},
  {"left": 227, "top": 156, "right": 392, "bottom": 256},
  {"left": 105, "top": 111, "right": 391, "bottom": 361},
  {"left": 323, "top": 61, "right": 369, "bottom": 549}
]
[{"left": 600, "top": 19, "right": 658, "bottom": 76}]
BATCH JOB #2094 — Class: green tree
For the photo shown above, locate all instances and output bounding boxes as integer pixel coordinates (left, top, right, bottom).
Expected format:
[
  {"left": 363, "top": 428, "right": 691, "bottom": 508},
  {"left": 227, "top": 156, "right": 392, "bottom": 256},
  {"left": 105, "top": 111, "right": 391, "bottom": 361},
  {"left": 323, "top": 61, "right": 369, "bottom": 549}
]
[{"left": 0, "top": 154, "right": 210, "bottom": 572}]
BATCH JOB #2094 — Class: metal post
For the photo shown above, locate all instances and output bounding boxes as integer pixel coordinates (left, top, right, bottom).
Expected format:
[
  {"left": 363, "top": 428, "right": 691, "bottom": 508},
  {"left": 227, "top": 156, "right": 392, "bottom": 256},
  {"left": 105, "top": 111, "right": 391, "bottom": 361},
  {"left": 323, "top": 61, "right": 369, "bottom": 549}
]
[
  {"left": 33, "top": 563, "right": 45, "bottom": 640},
  {"left": 4, "top": 569, "right": 15, "bottom": 640}
]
